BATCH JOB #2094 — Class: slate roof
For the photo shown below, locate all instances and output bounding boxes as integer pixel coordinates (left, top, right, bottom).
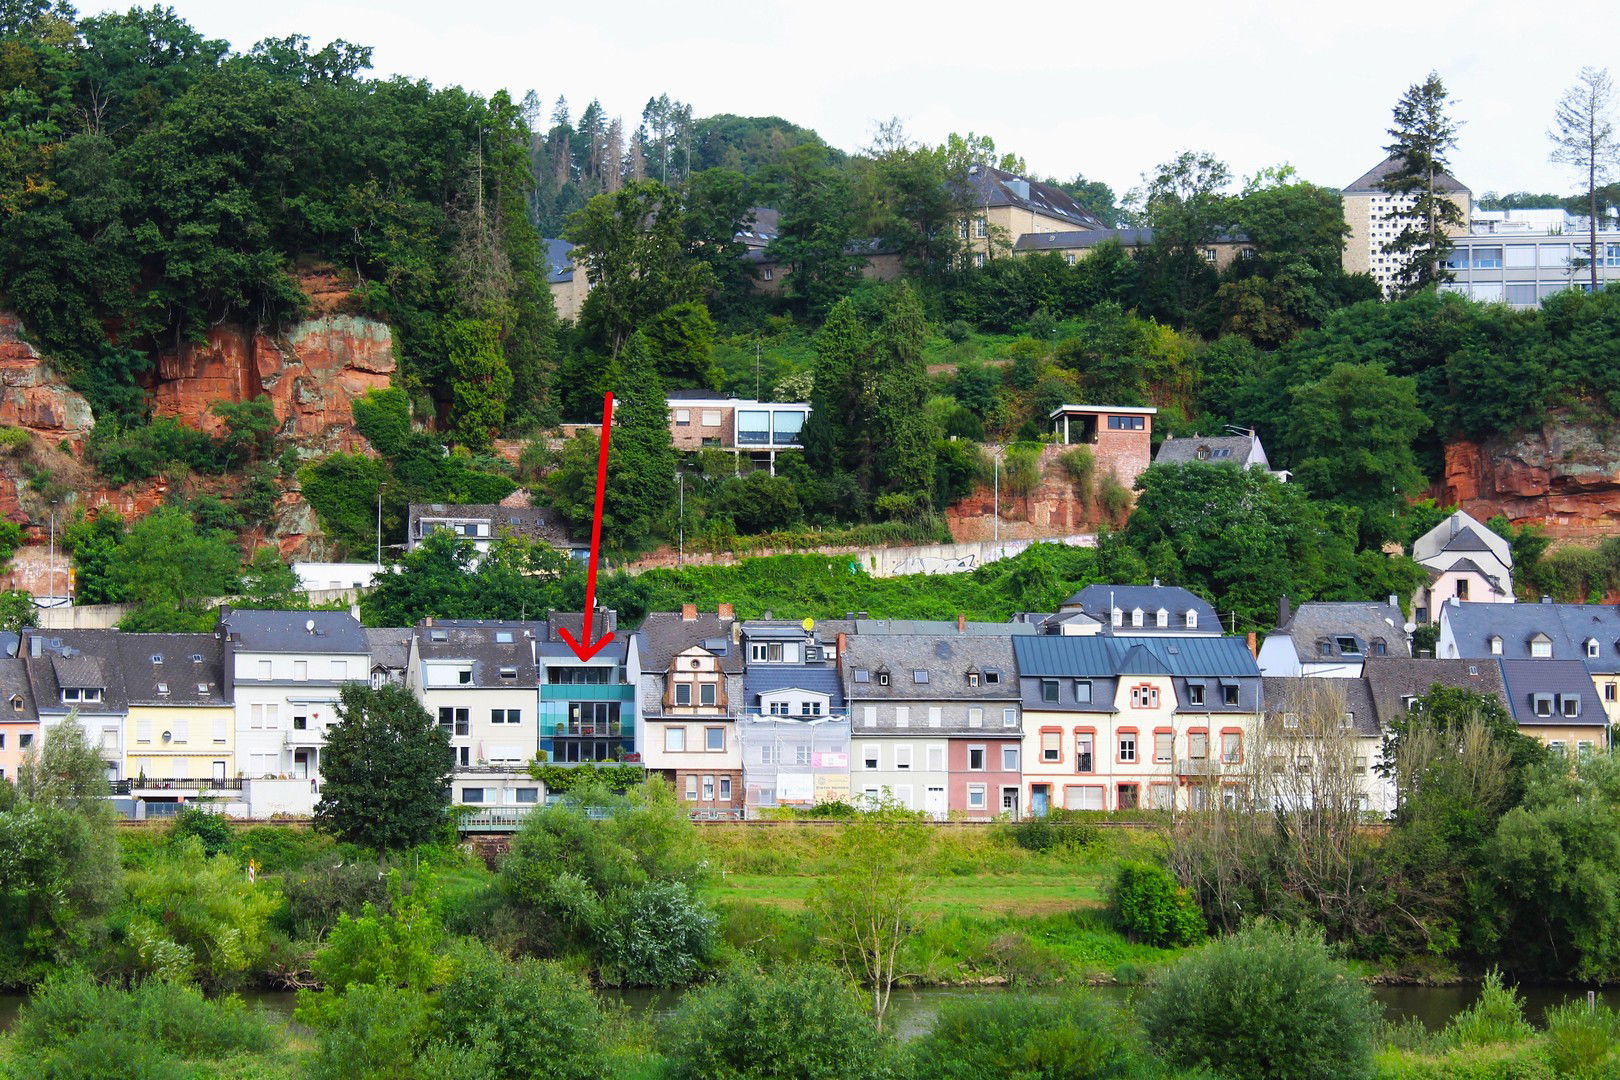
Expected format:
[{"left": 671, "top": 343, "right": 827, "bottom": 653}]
[
  {"left": 847, "top": 619, "right": 1034, "bottom": 637},
  {"left": 1272, "top": 602, "right": 1409, "bottom": 663},
  {"left": 1261, "top": 676, "right": 1381, "bottom": 737},
  {"left": 219, "top": 609, "right": 369, "bottom": 655},
  {"left": 408, "top": 503, "right": 575, "bottom": 548},
  {"left": 743, "top": 664, "right": 845, "bottom": 709},
  {"left": 23, "top": 630, "right": 128, "bottom": 713},
  {"left": 0, "top": 658, "right": 37, "bottom": 721},
  {"left": 1345, "top": 155, "right": 1470, "bottom": 195},
  {"left": 1360, "top": 657, "right": 1509, "bottom": 731},
  {"left": 1154, "top": 434, "right": 1263, "bottom": 467},
  {"left": 1013, "top": 635, "right": 1260, "bottom": 678},
  {"left": 543, "top": 238, "right": 576, "bottom": 283},
  {"left": 537, "top": 611, "right": 629, "bottom": 663},
  {"left": 962, "top": 165, "right": 1106, "bottom": 230},
  {"left": 843, "top": 635, "right": 1018, "bottom": 700},
  {"left": 635, "top": 612, "right": 742, "bottom": 674},
  {"left": 365, "top": 628, "right": 412, "bottom": 673},
  {"left": 1499, "top": 659, "right": 1606, "bottom": 727},
  {"left": 1443, "top": 602, "right": 1620, "bottom": 671},
  {"left": 1061, "top": 584, "right": 1219, "bottom": 633},
  {"left": 1443, "top": 526, "right": 1494, "bottom": 553},
  {"left": 414, "top": 621, "right": 539, "bottom": 687},
  {"left": 118, "top": 634, "right": 228, "bottom": 706}
]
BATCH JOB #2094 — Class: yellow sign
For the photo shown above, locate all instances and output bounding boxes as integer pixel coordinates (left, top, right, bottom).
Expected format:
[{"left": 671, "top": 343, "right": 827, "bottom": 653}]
[{"left": 801, "top": 617, "right": 815, "bottom": 632}]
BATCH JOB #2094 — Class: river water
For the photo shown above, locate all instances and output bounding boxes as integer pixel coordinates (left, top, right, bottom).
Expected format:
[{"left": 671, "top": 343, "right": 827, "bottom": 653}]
[{"left": 3, "top": 982, "right": 1618, "bottom": 1042}]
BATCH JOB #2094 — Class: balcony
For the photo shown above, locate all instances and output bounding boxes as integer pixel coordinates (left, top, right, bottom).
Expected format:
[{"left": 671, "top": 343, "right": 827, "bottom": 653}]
[
  {"left": 129, "top": 777, "right": 245, "bottom": 792},
  {"left": 541, "top": 684, "right": 634, "bottom": 702},
  {"left": 285, "top": 726, "right": 327, "bottom": 746},
  {"left": 1177, "top": 758, "right": 1244, "bottom": 776},
  {"left": 548, "top": 721, "right": 624, "bottom": 738}
]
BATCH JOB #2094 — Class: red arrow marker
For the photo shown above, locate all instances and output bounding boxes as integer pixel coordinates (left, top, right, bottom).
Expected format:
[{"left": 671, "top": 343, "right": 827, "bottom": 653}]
[{"left": 557, "top": 392, "right": 617, "bottom": 663}]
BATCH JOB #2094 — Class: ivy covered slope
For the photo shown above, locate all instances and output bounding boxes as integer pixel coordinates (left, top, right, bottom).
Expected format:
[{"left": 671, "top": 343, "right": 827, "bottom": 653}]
[{"left": 0, "top": 6, "right": 558, "bottom": 432}]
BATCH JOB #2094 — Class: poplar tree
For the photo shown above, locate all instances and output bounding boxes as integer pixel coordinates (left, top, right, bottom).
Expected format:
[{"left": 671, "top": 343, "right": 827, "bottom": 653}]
[
  {"left": 605, "top": 332, "right": 677, "bottom": 549},
  {"left": 803, "top": 297, "right": 874, "bottom": 493},
  {"left": 871, "top": 282, "right": 935, "bottom": 507},
  {"left": 1549, "top": 67, "right": 1618, "bottom": 292},
  {"left": 1381, "top": 72, "right": 1466, "bottom": 296}
]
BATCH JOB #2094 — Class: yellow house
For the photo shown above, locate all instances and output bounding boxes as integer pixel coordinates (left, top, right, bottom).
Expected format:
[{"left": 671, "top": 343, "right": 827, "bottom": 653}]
[
  {"left": 960, "top": 165, "right": 1108, "bottom": 265},
  {"left": 120, "top": 635, "right": 237, "bottom": 801}
]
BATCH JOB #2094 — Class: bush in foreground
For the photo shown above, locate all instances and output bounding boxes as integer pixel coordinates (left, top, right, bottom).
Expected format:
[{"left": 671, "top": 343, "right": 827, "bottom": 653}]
[
  {"left": 908, "top": 990, "right": 1155, "bottom": 1079},
  {"left": 1139, "top": 921, "right": 1379, "bottom": 1080},
  {"left": 1109, "top": 862, "right": 1204, "bottom": 948},
  {"left": 661, "top": 965, "right": 900, "bottom": 1080}
]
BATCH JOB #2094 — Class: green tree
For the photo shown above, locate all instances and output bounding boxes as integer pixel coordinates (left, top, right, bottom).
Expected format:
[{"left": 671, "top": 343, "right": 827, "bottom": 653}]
[
  {"left": 643, "top": 300, "right": 719, "bottom": 389},
  {"left": 1382, "top": 72, "right": 1466, "bottom": 296},
  {"left": 434, "top": 943, "right": 609, "bottom": 1080},
  {"left": 662, "top": 965, "right": 902, "bottom": 1080},
  {"left": 1285, "top": 362, "right": 1430, "bottom": 542},
  {"left": 1109, "top": 861, "right": 1205, "bottom": 948},
  {"left": 109, "top": 507, "right": 240, "bottom": 624},
  {"left": 447, "top": 318, "right": 512, "bottom": 450},
  {"left": 314, "top": 683, "right": 451, "bottom": 854},
  {"left": 765, "top": 142, "right": 863, "bottom": 317},
  {"left": 599, "top": 332, "right": 677, "bottom": 551},
  {"left": 1131, "top": 150, "right": 1232, "bottom": 326},
  {"left": 1549, "top": 67, "right": 1618, "bottom": 293},
  {"left": 238, "top": 546, "right": 304, "bottom": 609},
  {"left": 1140, "top": 922, "right": 1380, "bottom": 1080},
  {"left": 870, "top": 282, "right": 936, "bottom": 506}
]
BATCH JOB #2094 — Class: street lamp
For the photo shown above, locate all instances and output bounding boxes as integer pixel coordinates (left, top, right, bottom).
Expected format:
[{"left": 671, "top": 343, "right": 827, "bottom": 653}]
[
  {"left": 991, "top": 446, "right": 1004, "bottom": 544},
  {"left": 375, "top": 483, "right": 387, "bottom": 567}
]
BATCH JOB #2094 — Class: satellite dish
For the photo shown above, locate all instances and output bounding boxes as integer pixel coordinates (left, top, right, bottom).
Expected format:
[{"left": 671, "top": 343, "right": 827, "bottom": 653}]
[
  {"left": 801, "top": 617, "right": 815, "bottom": 632},
  {"left": 1404, "top": 622, "right": 1417, "bottom": 634},
  {"left": 305, "top": 619, "right": 316, "bottom": 633}
]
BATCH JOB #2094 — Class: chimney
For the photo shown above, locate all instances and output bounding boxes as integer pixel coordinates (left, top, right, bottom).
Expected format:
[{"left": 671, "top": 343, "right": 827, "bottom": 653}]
[
  {"left": 717, "top": 602, "right": 734, "bottom": 620},
  {"left": 1388, "top": 594, "right": 1398, "bottom": 610},
  {"left": 681, "top": 603, "right": 697, "bottom": 622},
  {"left": 1541, "top": 595, "right": 1553, "bottom": 604},
  {"left": 1246, "top": 631, "right": 1257, "bottom": 657},
  {"left": 956, "top": 613, "right": 966, "bottom": 634},
  {"left": 424, "top": 616, "right": 433, "bottom": 627},
  {"left": 836, "top": 632, "right": 847, "bottom": 658},
  {"left": 1152, "top": 577, "right": 1160, "bottom": 588},
  {"left": 1277, "top": 595, "right": 1291, "bottom": 627}
]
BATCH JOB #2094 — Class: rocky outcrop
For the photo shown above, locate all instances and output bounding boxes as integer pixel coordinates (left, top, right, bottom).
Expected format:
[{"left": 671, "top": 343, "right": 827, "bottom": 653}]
[
  {"left": 150, "top": 314, "right": 395, "bottom": 454},
  {"left": 946, "top": 444, "right": 1123, "bottom": 542},
  {"left": 0, "top": 314, "right": 95, "bottom": 448},
  {"left": 1444, "top": 412, "right": 1620, "bottom": 536}
]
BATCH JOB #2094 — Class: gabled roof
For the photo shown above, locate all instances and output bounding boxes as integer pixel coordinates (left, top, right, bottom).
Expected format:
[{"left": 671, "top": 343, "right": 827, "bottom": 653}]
[
  {"left": 1013, "top": 635, "right": 1260, "bottom": 679},
  {"left": 414, "top": 621, "right": 539, "bottom": 687},
  {"left": 1154, "top": 434, "right": 1265, "bottom": 468},
  {"left": 744, "top": 665, "right": 844, "bottom": 708},
  {"left": 843, "top": 635, "right": 1018, "bottom": 700},
  {"left": 1271, "top": 602, "right": 1409, "bottom": 664},
  {"left": 961, "top": 165, "right": 1107, "bottom": 230},
  {"left": 219, "top": 609, "right": 369, "bottom": 655},
  {"left": 1060, "top": 584, "right": 1219, "bottom": 634},
  {"left": 365, "top": 628, "right": 412, "bottom": 673},
  {"left": 1261, "top": 676, "right": 1381, "bottom": 737},
  {"left": 1360, "top": 657, "right": 1509, "bottom": 732},
  {"left": 1014, "top": 227, "right": 1153, "bottom": 252},
  {"left": 22, "top": 630, "right": 129, "bottom": 713},
  {"left": 1499, "top": 659, "right": 1606, "bottom": 727},
  {"left": 848, "top": 619, "right": 1034, "bottom": 637},
  {"left": 536, "top": 611, "right": 630, "bottom": 664},
  {"left": 1442, "top": 526, "right": 1494, "bottom": 553},
  {"left": 118, "top": 634, "right": 228, "bottom": 706},
  {"left": 543, "top": 238, "right": 576, "bottom": 284},
  {"left": 408, "top": 503, "right": 575, "bottom": 548},
  {"left": 636, "top": 611, "right": 742, "bottom": 674},
  {"left": 0, "top": 658, "right": 37, "bottom": 721},
  {"left": 1443, "top": 601, "right": 1620, "bottom": 672},
  {"left": 1344, "top": 155, "right": 1469, "bottom": 195}
]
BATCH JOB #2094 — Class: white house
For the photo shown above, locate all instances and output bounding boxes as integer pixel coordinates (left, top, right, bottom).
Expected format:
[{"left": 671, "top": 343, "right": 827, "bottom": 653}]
[
  {"left": 1257, "top": 599, "right": 1410, "bottom": 679},
  {"left": 1411, "top": 510, "right": 1514, "bottom": 623}
]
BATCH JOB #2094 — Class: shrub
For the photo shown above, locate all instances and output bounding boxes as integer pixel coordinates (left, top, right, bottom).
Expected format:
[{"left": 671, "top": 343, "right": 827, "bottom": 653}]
[
  {"left": 1109, "top": 862, "right": 1204, "bottom": 948},
  {"left": 352, "top": 387, "right": 413, "bottom": 456},
  {"left": 1001, "top": 442, "right": 1044, "bottom": 498},
  {"left": 1139, "top": 922, "right": 1380, "bottom": 1080},
  {"left": 1542, "top": 1000, "right": 1620, "bottom": 1078},
  {"left": 1098, "top": 473, "right": 1132, "bottom": 521},
  {"left": 594, "top": 880, "right": 717, "bottom": 987},
  {"left": 434, "top": 943, "right": 609, "bottom": 1080},
  {"left": 279, "top": 859, "right": 391, "bottom": 940},
  {"left": 168, "top": 807, "right": 233, "bottom": 857},
  {"left": 662, "top": 965, "right": 901, "bottom": 1080},
  {"left": 908, "top": 990, "right": 1142, "bottom": 1079},
  {"left": 942, "top": 319, "right": 973, "bottom": 343},
  {"left": 299, "top": 982, "right": 432, "bottom": 1080},
  {"left": 0, "top": 426, "right": 31, "bottom": 454},
  {"left": 1060, "top": 446, "right": 1095, "bottom": 497},
  {"left": 1445, "top": 969, "right": 1533, "bottom": 1047}
]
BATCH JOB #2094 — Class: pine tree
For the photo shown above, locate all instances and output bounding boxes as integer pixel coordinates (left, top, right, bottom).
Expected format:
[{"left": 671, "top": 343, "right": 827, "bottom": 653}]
[
  {"left": 1381, "top": 72, "right": 1466, "bottom": 297},
  {"left": 605, "top": 332, "right": 677, "bottom": 549},
  {"left": 802, "top": 297, "right": 873, "bottom": 491},
  {"left": 871, "top": 282, "right": 935, "bottom": 507}
]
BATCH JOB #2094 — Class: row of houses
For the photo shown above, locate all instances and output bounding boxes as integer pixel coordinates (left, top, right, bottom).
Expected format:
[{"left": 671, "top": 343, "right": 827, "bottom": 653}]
[{"left": 3, "top": 561, "right": 1607, "bottom": 821}]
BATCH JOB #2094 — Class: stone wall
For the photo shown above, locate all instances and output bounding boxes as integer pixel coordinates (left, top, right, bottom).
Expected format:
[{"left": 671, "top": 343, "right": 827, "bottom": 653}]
[{"left": 1443, "top": 413, "right": 1620, "bottom": 536}]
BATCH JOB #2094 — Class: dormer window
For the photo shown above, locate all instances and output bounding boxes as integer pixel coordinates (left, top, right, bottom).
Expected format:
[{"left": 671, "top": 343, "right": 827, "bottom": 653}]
[
  {"left": 151, "top": 654, "right": 163, "bottom": 665},
  {"left": 1318, "top": 640, "right": 1332, "bottom": 657},
  {"left": 191, "top": 654, "right": 203, "bottom": 663},
  {"left": 1131, "top": 608, "right": 1144, "bottom": 627},
  {"left": 9, "top": 695, "right": 20, "bottom": 712},
  {"left": 1489, "top": 635, "right": 1503, "bottom": 655},
  {"left": 1185, "top": 610, "right": 1198, "bottom": 629},
  {"left": 877, "top": 670, "right": 890, "bottom": 686},
  {"left": 1587, "top": 639, "right": 1600, "bottom": 659},
  {"left": 1111, "top": 607, "right": 1123, "bottom": 627},
  {"left": 1561, "top": 694, "right": 1581, "bottom": 718},
  {"left": 156, "top": 682, "right": 169, "bottom": 695},
  {"left": 966, "top": 670, "right": 980, "bottom": 687},
  {"left": 1371, "top": 638, "right": 1387, "bottom": 656},
  {"left": 1530, "top": 633, "right": 1552, "bottom": 659},
  {"left": 1156, "top": 608, "right": 1169, "bottom": 628}
]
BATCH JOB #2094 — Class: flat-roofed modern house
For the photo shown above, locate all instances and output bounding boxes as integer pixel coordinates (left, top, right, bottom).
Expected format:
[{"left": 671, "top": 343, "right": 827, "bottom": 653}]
[
  {"left": 1438, "top": 599, "right": 1620, "bottom": 725},
  {"left": 1257, "top": 599, "right": 1410, "bottom": 678},
  {"left": 1048, "top": 404, "right": 1157, "bottom": 489},
  {"left": 844, "top": 628, "right": 1024, "bottom": 819},
  {"left": 536, "top": 611, "right": 639, "bottom": 765},
  {"left": 635, "top": 605, "right": 745, "bottom": 818},
  {"left": 666, "top": 392, "right": 809, "bottom": 474},
  {"left": 1410, "top": 511, "right": 1513, "bottom": 623},
  {"left": 1014, "top": 633, "right": 1262, "bottom": 814},
  {"left": 406, "top": 503, "right": 580, "bottom": 559}
]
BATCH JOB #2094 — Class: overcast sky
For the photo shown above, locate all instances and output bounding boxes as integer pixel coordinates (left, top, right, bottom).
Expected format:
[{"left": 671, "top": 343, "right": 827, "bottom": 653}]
[{"left": 160, "top": 0, "right": 1617, "bottom": 199}]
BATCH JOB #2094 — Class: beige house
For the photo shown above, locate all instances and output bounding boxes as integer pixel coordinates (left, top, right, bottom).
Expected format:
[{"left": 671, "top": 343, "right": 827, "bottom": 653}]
[
  {"left": 1014, "top": 226, "right": 1255, "bottom": 272},
  {"left": 636, "top": 606, "right": 745, "bottom": 818},
  {"left": 545, "top": 238, "right": 591, "bottom": 322},
  {"left": 958, "top": 165, "right": 1106, "bottom": 265}
]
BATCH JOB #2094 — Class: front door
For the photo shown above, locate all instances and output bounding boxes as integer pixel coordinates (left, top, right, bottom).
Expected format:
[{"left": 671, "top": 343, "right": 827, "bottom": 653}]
[
  {"left": 1031, "top": 784, "right": 1050, "bottom": 817},
  {"left": 924, "top": 786, "right": 947, "bottom": 820},
  {"left": 1001, "top": 787, "right": 1020, "bottom": 819},
  {"left": 293, "top": 750, "right": 309, "bottom": 780},
  {"left": 212, "top": 761, "right": 226, "bottom": 783}
]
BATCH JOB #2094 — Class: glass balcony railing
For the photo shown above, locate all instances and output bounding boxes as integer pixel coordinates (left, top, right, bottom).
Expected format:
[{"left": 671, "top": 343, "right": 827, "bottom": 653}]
[{"left": 541, "top": 684, "right": 634, "bottom": 701}]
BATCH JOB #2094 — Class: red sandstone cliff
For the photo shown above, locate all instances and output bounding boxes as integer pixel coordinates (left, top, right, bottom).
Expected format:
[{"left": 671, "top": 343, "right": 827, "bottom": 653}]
[
  {"left": 947, "top": 444, "right": 1130, "bottom": 542},
  {"left": 1444, "top": 412, "right": 1620, "bottom": 536},
  {"left": 0, "top": 314, "right": 95, "bottom": 449}
]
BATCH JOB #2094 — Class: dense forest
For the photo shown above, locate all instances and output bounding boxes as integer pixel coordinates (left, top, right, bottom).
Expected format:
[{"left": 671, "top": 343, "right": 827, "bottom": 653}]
[{"left": 3, "top": 5, "right": 1620, "bottom": 628}]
